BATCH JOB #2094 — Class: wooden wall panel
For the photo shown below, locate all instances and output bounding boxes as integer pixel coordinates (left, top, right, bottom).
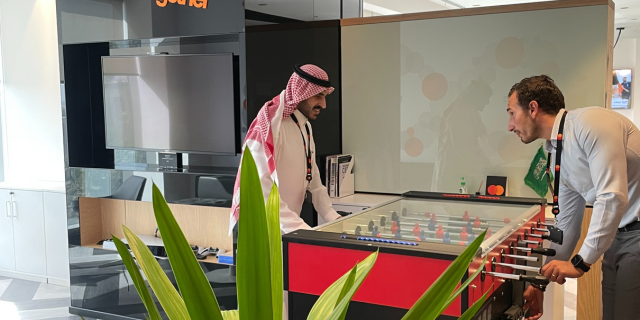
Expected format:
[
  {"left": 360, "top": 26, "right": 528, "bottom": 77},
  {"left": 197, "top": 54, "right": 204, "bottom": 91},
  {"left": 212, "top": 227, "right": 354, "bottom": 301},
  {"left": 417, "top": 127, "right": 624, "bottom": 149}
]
[
  {"left": 199, "top": 206, "right": 233, "bottom": 252},
  {"left": 572, "top": 207, "right": 603, "bottom": 320},
  {"left": 78, "top": 197, "right": 103, "bottom": 246},
  {"left": 605, "top": 5, "right": 615, "bottom": 109},
  {"left": 80, "top": 197, "right": 233, "bottom": 257},
  {"left": 169, "top": 204, "right": 233, "bottom": 252},
  {"left": 101, "top": 199, "right": 125, "bottom": 240},
  {"left": 125, "top": 200, "right": 157, "bottom": 238}
]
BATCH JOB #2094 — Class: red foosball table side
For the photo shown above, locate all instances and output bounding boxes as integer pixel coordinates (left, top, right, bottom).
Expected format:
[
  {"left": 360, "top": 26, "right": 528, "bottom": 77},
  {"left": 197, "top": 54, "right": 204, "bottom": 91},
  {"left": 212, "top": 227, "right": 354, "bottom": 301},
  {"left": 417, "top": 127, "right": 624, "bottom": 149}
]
[
  {"left": 287, "top": 242, "right": 464, "bottom": 317},
  {"left": 466, "top": 204, "right": 547, "bottom": 308}
]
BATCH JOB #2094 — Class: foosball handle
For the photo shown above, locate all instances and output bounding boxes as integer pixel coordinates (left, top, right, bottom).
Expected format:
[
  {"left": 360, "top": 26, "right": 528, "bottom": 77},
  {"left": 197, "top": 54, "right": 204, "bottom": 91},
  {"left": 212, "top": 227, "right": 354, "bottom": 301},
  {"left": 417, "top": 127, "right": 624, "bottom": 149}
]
[
  {"left": 521, "top": 275, "right": 550, "bottom": 287},
  {"left": 531, "top": 247, "right": 556, "bottom": 256}
]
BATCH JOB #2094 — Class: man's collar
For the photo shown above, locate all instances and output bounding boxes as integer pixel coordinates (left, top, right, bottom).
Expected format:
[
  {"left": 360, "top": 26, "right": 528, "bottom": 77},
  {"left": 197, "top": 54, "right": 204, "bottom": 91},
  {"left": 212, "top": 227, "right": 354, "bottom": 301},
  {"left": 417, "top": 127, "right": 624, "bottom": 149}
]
[
  {"left": 544, "top": 108, "right": 566, "bottom": 153},
  {"left": 292, "top": 109, "right": 308, "bottom": 124},
  {"left": 549, "top": 109, "right": 566, "bottom": 141}
]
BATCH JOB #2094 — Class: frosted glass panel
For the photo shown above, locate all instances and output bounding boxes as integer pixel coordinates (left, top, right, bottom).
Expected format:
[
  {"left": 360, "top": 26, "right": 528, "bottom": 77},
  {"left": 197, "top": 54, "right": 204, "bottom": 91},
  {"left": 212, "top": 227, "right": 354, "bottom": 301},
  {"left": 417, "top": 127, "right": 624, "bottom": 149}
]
[{"left": 342, "top": 5, "right": 609, "bottom": 197}]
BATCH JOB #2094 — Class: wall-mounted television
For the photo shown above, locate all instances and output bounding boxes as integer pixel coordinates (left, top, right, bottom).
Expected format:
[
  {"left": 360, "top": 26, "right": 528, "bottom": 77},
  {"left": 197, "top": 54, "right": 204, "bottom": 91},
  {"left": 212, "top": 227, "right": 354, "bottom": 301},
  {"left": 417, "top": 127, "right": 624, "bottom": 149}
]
[
  {"left": 102, "top": 53, "right": 238, "bottom": 155},
  {"left": 612, "top": 69, "right": 632, "bottom": 109}
]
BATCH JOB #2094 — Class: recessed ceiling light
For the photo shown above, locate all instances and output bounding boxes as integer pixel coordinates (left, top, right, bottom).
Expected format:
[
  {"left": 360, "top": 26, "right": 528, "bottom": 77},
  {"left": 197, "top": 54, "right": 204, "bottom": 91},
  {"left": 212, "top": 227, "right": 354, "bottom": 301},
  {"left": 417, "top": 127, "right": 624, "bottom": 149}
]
[
  {"left": 621, "top": 7, "right": 629, "bottom": 9},
  {"left": 473, "top": 4, "right": 481, "bottom": 6}
]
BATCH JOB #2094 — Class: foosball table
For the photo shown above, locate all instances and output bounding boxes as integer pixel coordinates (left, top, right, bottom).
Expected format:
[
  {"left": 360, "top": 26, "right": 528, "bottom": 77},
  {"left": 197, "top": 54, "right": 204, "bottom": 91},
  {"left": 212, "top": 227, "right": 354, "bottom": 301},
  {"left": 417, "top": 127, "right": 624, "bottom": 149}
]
[{"left": 283, "top": 191, "right": 563, "bottom": 320}]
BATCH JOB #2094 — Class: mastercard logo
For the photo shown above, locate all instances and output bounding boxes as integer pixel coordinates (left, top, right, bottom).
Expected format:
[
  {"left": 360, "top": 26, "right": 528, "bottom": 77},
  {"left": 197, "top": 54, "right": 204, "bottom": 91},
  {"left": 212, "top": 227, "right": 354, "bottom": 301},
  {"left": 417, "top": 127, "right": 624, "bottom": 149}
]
[{"left": 487, "top": 185, "right": 505, "bottom": 196}]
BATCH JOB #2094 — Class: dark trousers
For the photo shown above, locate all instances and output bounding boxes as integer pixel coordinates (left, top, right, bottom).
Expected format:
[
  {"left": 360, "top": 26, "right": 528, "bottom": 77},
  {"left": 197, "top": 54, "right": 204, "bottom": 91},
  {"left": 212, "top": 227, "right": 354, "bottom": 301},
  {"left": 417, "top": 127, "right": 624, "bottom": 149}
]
[{"left": 602, "top": 229, "right": 640, "bottom": 320}]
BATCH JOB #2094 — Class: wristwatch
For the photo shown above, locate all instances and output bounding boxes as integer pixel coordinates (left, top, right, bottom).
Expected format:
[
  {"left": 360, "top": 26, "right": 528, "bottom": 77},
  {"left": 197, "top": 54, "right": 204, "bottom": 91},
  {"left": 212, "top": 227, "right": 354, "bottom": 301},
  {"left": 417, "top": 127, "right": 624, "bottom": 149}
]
[{"left": 571, "top": 254, "right": 590, "bottom": 273}]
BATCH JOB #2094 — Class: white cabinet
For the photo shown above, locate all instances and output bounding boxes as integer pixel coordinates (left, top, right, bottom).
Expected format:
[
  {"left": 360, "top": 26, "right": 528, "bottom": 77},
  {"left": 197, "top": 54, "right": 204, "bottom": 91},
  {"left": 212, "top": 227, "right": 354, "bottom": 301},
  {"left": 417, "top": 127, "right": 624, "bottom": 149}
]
[
  {"left": 0, "top": 187, "right": 69, "bottom": 284},
  {"left": 12, "top": 190, "right": 46, "bottom": 276},
  {"left": 43, "top": 192, "right": 69, "bottom": 282},
  {"left": 0, "top": 189, "right": 46, "bottom": 276},
  {"left": 0, "top": 190, "right": 15, "bottom": 270}
]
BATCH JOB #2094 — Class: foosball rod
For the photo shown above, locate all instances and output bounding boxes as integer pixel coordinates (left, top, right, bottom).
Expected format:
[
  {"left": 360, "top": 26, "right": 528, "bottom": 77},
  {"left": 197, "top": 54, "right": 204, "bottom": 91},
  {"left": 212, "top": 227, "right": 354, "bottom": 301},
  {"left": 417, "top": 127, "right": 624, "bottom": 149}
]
[
  {"left": 406, "top": 212, "right": 507, "bottom": 223},
  {"left": 390, "top": 221, "right": 492, "bottom": 233},
  {"left": 364, "top": 215, "right": 502, "bottom": 229},
  {"left": 374, "top": 232, "right": 470, "bottom": 244},
  {"left": 350, "top": 226, "right": 484, "bottom": 238},
  {"left": 402, "top": 217, "right": 501, "bottom": 229}
]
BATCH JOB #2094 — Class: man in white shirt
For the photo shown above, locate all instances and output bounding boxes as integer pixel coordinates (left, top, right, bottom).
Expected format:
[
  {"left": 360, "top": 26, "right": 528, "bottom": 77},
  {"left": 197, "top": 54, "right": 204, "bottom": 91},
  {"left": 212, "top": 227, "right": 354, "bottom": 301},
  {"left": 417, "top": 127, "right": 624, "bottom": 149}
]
[
  {"left": 506, "top": 75, "right": 640, "bottom": 320},
  {"left": 230, "top": 64, "right": 341, "bottom": 234}
]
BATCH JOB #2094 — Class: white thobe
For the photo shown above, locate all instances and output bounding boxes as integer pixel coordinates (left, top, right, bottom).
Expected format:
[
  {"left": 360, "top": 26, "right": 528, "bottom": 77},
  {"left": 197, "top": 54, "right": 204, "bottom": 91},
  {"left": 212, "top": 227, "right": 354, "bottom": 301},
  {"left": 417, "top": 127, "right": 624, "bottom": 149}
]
[{"left": 275, "top": 109, "right": 341, "bottom": 234}]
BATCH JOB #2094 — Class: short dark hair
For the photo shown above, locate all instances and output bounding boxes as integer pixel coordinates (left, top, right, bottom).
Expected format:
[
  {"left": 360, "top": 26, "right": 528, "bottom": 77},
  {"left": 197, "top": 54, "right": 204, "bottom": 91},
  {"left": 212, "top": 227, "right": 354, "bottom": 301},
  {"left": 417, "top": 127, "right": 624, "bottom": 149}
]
[{"left": 508, "top": 75, "right": 564, "bottom": 115}]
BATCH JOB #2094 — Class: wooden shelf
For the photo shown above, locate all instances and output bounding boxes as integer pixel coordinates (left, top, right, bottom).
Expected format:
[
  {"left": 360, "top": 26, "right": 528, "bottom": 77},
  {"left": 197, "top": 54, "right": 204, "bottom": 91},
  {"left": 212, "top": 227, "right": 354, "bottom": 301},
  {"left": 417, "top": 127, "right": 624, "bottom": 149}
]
[{"left": 85, "top": 244, "right": 222, "bottom": 265}]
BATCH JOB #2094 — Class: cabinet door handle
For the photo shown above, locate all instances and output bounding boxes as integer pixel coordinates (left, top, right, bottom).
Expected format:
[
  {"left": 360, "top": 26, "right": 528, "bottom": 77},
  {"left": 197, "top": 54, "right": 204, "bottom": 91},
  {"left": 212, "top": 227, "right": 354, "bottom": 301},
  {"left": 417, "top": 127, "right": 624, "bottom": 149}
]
[
  {"left": 12, "top": 201, "right": 17, "bottom": 218},
  {"left": 5, "top": 201, "right": 9, "bottom": 217}
]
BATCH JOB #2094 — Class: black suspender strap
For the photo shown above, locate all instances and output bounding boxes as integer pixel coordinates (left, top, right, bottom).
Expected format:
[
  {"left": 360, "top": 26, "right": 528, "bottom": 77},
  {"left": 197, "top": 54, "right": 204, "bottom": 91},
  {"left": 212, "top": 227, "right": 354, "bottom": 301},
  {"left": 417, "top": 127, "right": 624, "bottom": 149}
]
[
  {"left": 289, "top": 113, "right": 313, "bottom": 182},
  {"left": 546, "top": 111, "right": 568, "bottom": 217}
]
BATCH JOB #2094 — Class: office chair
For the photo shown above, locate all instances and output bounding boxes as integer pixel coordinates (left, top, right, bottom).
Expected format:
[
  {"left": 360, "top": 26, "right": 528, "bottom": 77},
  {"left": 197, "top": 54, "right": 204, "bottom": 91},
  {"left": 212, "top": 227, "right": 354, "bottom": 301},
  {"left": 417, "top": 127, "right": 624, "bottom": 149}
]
[{"left": 108, "top": 176, "right": 147, "bottom": 201}]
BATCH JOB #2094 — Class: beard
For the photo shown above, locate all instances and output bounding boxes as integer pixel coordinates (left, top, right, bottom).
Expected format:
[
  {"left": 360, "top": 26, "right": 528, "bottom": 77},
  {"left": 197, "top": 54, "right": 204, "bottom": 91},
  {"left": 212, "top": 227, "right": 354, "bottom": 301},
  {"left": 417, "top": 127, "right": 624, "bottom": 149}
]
[
  {"left": 299, "top": 101, "right": 321, "bottom": 119},
  {"left": 516, "top": 115, "right": 539, "bottom": 144}
]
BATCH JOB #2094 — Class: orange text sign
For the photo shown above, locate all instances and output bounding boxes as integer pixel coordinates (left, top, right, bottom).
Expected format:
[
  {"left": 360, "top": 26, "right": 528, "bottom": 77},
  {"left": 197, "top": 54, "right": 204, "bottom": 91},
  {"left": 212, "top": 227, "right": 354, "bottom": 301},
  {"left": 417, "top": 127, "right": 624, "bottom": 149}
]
[{"left": 156, "top": 0, "right": 208, "bottom": 9}]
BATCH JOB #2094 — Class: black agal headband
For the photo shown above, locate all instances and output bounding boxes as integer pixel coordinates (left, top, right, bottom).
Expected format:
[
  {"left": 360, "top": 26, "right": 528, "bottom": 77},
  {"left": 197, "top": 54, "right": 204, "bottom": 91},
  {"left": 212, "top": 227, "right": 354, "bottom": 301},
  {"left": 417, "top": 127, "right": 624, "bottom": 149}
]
[{"left": 294, "top": 64, "right": 331, "bottom": 88}]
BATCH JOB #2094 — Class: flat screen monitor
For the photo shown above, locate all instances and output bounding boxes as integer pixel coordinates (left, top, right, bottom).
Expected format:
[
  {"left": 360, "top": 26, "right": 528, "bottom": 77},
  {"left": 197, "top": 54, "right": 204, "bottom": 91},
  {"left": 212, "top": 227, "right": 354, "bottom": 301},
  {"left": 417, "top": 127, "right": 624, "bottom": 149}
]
[
  {"left": 612, "top": 69, "right": 632, "bottom": 109},
  {"left": 102, "top": 54, "right": 237, "bottom": 155}
]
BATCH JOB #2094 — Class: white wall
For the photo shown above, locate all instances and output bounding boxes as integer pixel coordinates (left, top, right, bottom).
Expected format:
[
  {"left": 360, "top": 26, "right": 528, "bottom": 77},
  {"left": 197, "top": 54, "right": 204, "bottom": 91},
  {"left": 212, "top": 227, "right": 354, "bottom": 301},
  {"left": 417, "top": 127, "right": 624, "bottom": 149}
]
[
  {"left": 612, "top": 38, "right": 640, "bottom": 125},
  {"left": 0, "top": 0, "right": 64, "bottom": 183}
]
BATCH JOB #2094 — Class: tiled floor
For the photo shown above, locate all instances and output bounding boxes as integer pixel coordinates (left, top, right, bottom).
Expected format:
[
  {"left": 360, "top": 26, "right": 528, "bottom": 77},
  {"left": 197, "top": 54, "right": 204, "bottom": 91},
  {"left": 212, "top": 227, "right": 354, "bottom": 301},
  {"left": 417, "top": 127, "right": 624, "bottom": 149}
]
[{"left": 0, "top": 276, "right": 95, "bottom": 320}]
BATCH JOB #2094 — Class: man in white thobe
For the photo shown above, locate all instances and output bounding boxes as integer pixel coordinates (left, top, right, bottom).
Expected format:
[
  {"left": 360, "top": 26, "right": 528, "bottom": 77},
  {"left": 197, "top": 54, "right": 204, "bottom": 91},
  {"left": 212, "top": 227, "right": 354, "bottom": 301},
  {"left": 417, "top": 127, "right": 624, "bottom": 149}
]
[{"left": 230, "top": 64, "right": 341, "bottom": 234}]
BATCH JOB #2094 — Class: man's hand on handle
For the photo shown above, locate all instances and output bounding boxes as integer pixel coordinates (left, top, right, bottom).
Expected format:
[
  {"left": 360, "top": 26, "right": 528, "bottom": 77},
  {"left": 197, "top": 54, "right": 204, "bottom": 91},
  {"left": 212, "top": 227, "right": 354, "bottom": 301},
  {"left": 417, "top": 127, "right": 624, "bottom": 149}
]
[
  {"left": 541, "top": 260, "right": 586, "bottom": 285},
  {"left": 523, "top": 285, "right": 544, "bottom": 320}
]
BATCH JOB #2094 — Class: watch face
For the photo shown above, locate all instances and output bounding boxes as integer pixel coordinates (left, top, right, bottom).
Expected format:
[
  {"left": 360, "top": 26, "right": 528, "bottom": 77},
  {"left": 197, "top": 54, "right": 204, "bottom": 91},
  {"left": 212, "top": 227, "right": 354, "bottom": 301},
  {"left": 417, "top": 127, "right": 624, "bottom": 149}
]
[
  {"left": 571, "top": 255, "right": 582, "bottom": 267},
  {"left": 572, "top": 255, "right": 582, "bottom": 265},
  {"left": 572, "top": 255, "right": 588, "bottom": 271}
]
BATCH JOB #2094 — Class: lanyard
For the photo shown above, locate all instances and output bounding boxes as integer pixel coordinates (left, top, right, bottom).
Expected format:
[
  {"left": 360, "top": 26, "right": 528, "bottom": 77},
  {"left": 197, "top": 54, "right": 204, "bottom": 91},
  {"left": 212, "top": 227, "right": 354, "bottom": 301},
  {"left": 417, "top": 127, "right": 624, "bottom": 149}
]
[
  {"left": 546, "top": 111, "right": 568, "bottom": 217},
  {"left": 289, "top": 113, "right": 313, "bottom": 182}
]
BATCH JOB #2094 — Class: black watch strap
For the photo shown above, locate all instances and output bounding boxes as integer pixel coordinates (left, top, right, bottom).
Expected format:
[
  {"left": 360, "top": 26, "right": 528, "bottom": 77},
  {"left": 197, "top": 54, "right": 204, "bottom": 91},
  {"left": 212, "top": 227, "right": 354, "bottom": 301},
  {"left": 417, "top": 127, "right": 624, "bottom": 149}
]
[{"left": 572, "top": 255, "right": 590, "bottom": 272}]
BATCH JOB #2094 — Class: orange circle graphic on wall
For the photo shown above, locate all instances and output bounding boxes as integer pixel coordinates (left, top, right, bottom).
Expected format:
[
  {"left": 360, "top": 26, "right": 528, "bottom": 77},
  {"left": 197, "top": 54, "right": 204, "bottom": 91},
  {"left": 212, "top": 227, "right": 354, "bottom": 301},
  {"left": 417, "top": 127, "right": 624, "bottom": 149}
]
[{"left": 422, "top": 72, "right": 448, "bottom": 101}]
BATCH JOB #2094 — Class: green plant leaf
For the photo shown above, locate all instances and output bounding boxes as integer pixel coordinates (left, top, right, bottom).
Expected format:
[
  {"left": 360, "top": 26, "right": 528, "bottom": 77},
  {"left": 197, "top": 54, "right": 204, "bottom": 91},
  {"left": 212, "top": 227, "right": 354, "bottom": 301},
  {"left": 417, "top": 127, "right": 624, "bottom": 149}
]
[
  {"left": 327, "top": 251, "right": 378, "bottom": 320},
  {"left": 334, "top": 263, "right": 357, "bottom": 320},
  {"left": 401, "top": 230, "right": 487, "bottom": 320},
  {"left": 336, "top": 264, "right": 357, "bottom": 310},
  {"left": 237, "top": 147, "right": 273, "bottom": 319},
  {"left": 151, "top": 183, "right": 223, "bottom": 320},
  {"left": 122, "top": 225, "right": 189, "bottom": 320},
  {"left": 307, "top": 250, "right": 378, "bottom": 320},
  {"left": 458, "top": 288, "right": 491, "bottom": 320},
  {"left": 438, "top": 254, "right": 489, "bottom": 315},
  {"left": 112, "top": 234, "right": 162, "bottom": 320},
  {"left": 266, "top": 183, "right": 283, "bottom": 320},
  {"left": 222, "top": 310, "right": 240, "bottom": 320}
]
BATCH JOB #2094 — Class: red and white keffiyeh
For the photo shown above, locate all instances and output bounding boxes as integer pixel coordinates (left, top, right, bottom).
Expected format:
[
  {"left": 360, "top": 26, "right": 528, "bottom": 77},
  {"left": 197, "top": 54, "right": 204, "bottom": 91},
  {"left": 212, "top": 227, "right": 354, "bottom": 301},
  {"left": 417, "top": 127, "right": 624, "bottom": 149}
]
[{"left": 229, "top": 64, "right": 334, "bottom": 233}]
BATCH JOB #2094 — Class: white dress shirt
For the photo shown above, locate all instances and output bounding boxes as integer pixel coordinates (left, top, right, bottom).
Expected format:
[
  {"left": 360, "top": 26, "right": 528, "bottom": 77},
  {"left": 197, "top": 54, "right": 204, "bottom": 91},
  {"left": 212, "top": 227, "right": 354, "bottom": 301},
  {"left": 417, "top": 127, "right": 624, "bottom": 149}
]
[
  {"left": 545, "top": 107, "right": 640, "bottom": 265},
  {"left": 275, "top": 109, "right": 341, "bottom": 234}
]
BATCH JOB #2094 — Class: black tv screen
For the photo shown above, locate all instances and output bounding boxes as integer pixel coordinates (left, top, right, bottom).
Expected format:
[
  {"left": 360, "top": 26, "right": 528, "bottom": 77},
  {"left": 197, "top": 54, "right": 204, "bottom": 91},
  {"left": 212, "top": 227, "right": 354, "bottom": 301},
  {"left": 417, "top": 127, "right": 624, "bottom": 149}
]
[{"left": 102, "top": 54, "right": 237, "bottom": 155}]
